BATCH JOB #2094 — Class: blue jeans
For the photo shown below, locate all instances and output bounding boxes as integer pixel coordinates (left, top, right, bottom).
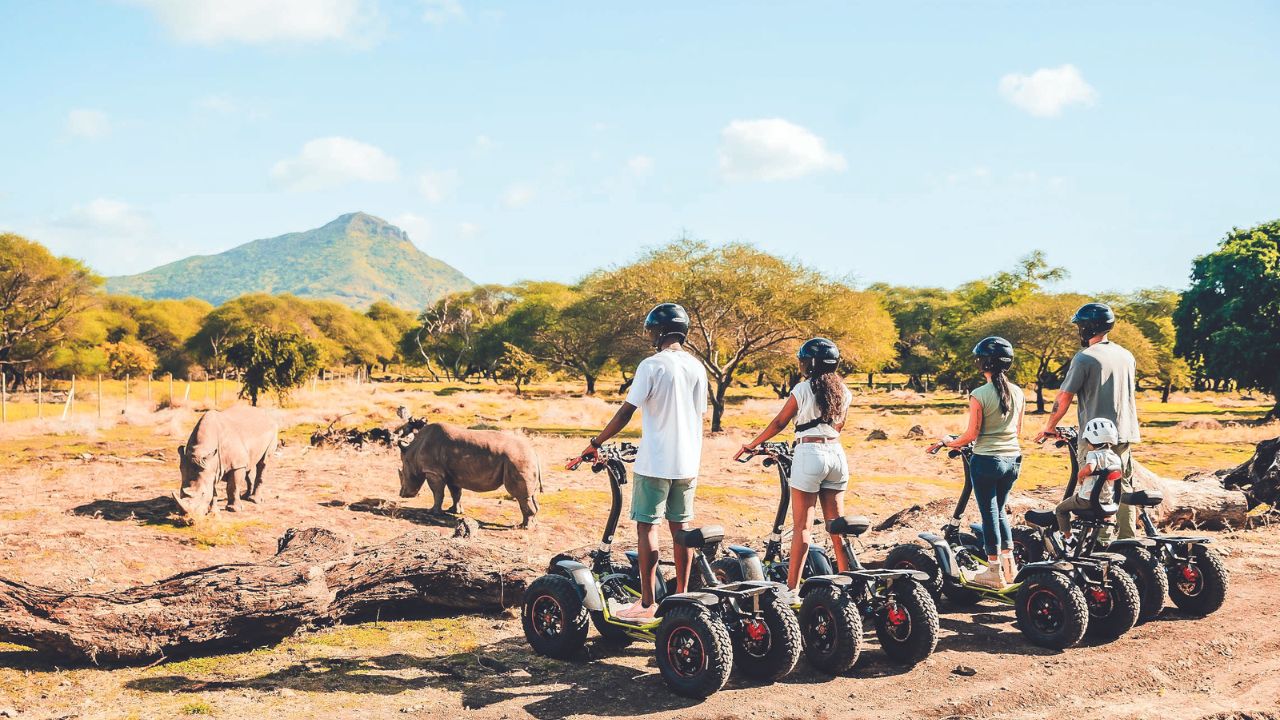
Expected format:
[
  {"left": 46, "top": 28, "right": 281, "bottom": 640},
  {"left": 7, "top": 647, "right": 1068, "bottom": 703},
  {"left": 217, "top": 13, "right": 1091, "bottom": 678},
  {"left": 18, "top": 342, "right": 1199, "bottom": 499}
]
[{"left": 969, "top": 454, "right": 1021, "bottom": 557}]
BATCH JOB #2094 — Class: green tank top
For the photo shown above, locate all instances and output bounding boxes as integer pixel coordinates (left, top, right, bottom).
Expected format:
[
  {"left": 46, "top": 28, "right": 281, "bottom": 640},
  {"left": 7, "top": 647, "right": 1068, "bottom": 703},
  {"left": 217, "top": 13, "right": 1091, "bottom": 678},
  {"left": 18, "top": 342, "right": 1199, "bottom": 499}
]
[{"left": 971, "top": 381, "right": 1024, "bottom": 457}]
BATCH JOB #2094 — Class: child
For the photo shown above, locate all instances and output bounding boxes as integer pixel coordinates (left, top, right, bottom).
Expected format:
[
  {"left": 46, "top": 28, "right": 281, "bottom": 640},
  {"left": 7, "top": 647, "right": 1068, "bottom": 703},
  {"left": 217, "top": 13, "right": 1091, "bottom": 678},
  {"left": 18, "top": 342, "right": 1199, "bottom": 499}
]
[
  {"left": 735, "top": 338, "right": 852, "bottom": 602},
  {"left": 1055, "top": 417, "right": 1123, "bottom": 545}
]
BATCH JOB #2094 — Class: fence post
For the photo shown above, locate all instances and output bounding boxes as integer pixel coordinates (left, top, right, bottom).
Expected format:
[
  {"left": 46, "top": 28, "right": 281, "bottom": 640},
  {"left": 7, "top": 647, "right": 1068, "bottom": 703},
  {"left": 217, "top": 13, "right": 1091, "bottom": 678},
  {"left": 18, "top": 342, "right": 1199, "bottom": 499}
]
[
  {"left": 97, "top": 374, "right": 103, "bottom": 419},
  {"left": 37, "top": 373, "right": 43, "bottom": 419},
  {"left": 63, "top": 375, "right": 75, "bottom": 420}
]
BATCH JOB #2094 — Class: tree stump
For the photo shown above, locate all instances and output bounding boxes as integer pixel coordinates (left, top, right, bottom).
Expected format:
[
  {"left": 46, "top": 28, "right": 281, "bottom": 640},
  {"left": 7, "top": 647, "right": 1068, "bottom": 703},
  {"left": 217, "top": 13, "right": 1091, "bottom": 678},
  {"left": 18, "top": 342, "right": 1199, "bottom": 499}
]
[{"left": 0, "top": 527, "right": 536, "bottom": 666}]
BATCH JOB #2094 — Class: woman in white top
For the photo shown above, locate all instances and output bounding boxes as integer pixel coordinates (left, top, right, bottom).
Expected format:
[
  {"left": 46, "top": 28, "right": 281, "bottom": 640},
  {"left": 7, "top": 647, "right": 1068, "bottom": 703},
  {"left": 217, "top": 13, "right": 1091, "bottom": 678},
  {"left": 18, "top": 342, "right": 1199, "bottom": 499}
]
[{"left": 735, "top": 338, "right": 853, "bottom": 593}]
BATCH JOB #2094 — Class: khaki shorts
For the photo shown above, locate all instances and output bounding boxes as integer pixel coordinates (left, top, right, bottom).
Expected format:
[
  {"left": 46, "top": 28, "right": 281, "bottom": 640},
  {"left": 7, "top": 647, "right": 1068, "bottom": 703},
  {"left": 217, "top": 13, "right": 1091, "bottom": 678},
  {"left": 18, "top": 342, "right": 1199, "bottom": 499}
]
[{"left": 631, "top": 473, "right": 697, "bottom": 524}]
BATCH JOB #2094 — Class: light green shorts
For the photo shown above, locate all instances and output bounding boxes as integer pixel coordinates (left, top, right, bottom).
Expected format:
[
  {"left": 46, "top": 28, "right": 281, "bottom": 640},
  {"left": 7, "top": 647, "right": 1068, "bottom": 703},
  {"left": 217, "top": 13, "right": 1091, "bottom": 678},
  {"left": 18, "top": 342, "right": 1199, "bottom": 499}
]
[{"left": 631, "top": 473, "right": 697, "bottom": 524}]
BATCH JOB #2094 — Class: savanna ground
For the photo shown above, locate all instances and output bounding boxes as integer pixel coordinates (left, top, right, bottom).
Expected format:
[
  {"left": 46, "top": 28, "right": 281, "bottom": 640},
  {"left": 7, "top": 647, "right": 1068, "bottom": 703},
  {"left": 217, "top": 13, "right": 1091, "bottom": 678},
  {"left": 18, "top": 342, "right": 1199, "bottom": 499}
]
[{"left": 0, "top": 377, "right": 1277, "bottom": 719}]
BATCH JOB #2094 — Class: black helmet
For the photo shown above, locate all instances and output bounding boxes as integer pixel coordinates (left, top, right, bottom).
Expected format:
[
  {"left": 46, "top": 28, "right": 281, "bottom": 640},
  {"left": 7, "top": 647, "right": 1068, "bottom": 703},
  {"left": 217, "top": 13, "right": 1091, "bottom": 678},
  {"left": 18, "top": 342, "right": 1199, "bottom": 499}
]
[
  {"left": 798, "top": 337, "right": 840, "bottom": 370},
  {"left": 1071, "top": 302, "right": 1115, "bottom": 344},
  {"left": 644, "top": 303, "right": 690, "bottom": 343},
  {"left": 972, "top": 336, "right": 1014, "bottom": 371}
]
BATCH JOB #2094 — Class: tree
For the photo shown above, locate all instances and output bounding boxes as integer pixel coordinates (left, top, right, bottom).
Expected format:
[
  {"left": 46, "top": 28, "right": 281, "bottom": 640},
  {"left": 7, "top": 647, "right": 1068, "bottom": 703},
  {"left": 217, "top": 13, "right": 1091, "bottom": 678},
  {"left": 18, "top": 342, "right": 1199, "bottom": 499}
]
[
  {"left": 405, "top": 286, "right": 519, "bottom": 381},
  {"left": 1174, "top": 220, "right": 1280, "bottom": 419},
  {"left": 225, "top": 327, "right": 320, "bottom": 406},
  {"left": 104, "top": 340, "right": 157, "bottom": 379},
  {"left": 1115, "top": 289, "right": 1191, "bottom": 403},
  {"left": 957, "top": 250, "right": 1069, "bottom": 315},
  {"left": 0, "top": 234, "right": 101, "bottom": 387},
  {"left": 603, "top": 240, "right": 897, "bottom": 431},
  {"left": 963, "top": 294, "right": 1156, "bottom": 413},
  {"left": 365, "top": 301, "right": 417, "bottom": 371},
  {"left": 494, "top": 342, "right": 545, "bottom": 395}
]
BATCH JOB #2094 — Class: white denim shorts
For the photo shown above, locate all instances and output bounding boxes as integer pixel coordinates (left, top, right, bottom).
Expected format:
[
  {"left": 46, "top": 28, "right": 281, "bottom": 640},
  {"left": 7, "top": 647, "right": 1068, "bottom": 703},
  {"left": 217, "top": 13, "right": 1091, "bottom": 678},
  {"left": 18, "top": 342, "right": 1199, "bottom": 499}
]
[{"left": 789, "top": 441, "right": 849, "bottom": 493}]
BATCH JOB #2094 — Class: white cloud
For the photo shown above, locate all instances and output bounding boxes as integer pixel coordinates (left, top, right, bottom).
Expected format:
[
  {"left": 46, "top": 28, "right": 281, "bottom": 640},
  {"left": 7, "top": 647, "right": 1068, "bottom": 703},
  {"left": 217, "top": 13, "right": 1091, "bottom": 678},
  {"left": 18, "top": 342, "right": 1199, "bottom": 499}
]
[
  {"left": 418, "top": 169, "right": 458, "bottom": 203},
  {"left": 475, "top": 134, "right": 496, "bottom": 152},
  {"left": 128, "top": 0, "right": 373, "bottom": 45},
  {"left": 458, "top": 221, "right": 480, "bottom": 238},
  {"left": 501, "top": 184, "right": 534, "bottom": 208},
  {"left": 392, "top": 213, "right": 431, "bottom": 243},
  {"left": 627, "top": 155, "right": 654, "bottom": 177},
  {"left": 999, "top": 64, "right": 1098, "bottom": 117},
  {"left": 270, "top": 136, "right": 399, "bottom": 191},
  {"left": 422, "top": 0, "right": 463, "bottom": 24},
  {"left": 718, "top": 118, "right": 847, "bottom": 181},
  {"left": 66, "top": 109, "right": 110, "bottom": 139},
  {"left": 60, "top": 198, "right": 149, "bottom": 235}
]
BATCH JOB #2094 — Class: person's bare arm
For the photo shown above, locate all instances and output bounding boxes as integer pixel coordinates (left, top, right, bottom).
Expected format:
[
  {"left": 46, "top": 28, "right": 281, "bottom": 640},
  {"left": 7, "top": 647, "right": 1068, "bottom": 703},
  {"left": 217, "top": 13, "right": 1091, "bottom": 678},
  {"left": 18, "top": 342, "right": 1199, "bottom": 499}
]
[
  {"left": 735, "top": 396, "right": 799, "bottom": 460},
  {"left": 1077, "top": 461, "right": 1095, "bottom": 481},
  {"left": 579, "top": 403, "right": 637, "bottom": 462},
  {"left": 943, "top": 396, "right": 984, "bottom": 448},
  {"left": 1036, "top": 390, "right": 1076, "bottom": 442}
]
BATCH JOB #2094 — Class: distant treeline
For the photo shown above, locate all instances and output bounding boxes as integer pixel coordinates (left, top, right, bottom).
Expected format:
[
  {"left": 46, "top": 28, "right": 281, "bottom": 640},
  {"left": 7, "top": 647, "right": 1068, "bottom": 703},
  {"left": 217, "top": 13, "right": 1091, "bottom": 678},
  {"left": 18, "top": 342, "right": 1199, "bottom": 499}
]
[{"left": 2, "top": 219, "right": 1278, "bottom": 423}]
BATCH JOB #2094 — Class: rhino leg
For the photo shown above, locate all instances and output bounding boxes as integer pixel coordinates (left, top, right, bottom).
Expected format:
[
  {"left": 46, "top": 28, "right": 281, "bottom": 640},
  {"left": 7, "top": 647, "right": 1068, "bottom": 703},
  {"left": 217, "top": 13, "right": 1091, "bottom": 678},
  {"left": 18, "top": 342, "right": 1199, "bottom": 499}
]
[
  {"left": 426, "top": 474, "right": 445, "bottom": 514},
  {"left": 225, "top": 469, "right": 249, "bottom": 512},
  {"left": 244, "top": 458, "right": 267, "bottom": 502},
  {"left": 446, "top": 483, "right": 462, "bottom": 515},
  {"left": 517, "top": 494, "right": 537, "bottom": 529}
]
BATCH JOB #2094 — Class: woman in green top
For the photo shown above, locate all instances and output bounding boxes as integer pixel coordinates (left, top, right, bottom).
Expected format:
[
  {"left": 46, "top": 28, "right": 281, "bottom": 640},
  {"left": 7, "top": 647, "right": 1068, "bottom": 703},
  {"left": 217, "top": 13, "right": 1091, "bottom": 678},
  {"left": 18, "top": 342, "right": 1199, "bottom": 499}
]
[{"left": 931, "top": 336, "right": 1025, "bottom": 588}]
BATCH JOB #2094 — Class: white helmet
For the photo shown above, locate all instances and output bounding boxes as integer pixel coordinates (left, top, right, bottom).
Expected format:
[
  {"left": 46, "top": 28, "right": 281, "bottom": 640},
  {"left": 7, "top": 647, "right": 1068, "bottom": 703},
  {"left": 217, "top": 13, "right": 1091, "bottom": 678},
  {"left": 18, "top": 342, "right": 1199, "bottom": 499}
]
[{"left": 1082, "top": 418, "right": 1119, "bottom": 446}]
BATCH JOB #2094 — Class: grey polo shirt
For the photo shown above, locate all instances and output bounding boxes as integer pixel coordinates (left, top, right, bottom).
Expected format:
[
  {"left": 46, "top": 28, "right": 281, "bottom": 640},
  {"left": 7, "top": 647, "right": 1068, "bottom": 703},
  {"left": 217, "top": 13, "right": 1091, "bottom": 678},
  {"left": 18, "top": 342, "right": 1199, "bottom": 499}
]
[{"left": 1060, "top": 341, "right": 1141, "bottom": 443}]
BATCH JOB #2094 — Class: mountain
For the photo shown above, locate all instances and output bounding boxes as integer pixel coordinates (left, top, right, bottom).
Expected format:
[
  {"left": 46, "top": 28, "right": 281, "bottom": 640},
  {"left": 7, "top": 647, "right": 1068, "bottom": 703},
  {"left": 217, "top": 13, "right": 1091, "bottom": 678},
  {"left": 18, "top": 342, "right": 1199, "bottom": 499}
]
[{"left": 107, "top": 212, "right": 473, "bottom": 309}]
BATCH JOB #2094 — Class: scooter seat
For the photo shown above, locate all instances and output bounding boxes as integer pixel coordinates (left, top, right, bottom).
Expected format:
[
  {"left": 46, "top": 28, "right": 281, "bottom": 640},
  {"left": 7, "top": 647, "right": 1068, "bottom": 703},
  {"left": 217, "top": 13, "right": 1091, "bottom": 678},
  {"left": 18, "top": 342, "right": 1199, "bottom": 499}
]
[
  {"left": 1121, "top": 490, "right": 1163, "bottom": 507},
  {"left": 826, "top": 515, "right": 871, "bottom": 537},
  {"left": 1025, "top": 510, "right": 1057, "bottom": 528},
  {"left": 674, "top": 526, "right": 725, "bottom": 549}
]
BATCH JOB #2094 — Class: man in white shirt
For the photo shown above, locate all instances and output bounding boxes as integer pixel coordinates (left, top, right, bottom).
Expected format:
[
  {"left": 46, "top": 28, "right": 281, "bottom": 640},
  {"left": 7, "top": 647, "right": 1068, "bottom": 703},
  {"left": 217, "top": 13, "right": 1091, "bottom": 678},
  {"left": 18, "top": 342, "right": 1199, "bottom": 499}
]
[{"left": 580, "top": 303, "right": 708, "bottom": 621}]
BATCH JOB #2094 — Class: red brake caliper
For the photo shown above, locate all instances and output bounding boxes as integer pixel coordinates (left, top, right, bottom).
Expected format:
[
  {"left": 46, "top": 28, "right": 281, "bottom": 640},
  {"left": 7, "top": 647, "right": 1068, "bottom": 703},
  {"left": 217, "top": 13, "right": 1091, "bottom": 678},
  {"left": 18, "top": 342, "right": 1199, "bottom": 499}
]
[
  {"left": 887, "top": 605, "right": 908, "bottom": 625},
  {"left": 1091, "top": 587, "right": 1108, "bottom": 603},
  {"left": 1182, "top": 565, "right": 1199, "bottom": 582},
  {"left": 746, "top": 619, "right": 768, "bottom": 642}
]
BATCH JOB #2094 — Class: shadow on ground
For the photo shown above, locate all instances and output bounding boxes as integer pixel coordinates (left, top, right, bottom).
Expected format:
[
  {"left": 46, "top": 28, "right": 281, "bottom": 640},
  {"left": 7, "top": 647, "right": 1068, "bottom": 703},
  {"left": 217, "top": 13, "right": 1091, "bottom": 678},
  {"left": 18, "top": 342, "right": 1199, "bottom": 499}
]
[
  {"left": 340, "top": 498, "right": 511, "bottom": 531},
  {"left": 71, "top": 495, "right": 183, "bottom": 526},
  {"left": 125, "top": 637, "right": 699, "bottom": 718}
]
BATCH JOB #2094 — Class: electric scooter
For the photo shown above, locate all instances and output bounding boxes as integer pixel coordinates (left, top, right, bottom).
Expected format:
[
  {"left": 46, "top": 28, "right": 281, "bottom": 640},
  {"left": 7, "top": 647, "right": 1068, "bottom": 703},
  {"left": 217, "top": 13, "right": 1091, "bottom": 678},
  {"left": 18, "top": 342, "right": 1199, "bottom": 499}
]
[
  {"left": 521, "top": 443, "right": 802, "bottom": 698},
  {"left": 734, "top": 443, "right": 940, "bottom": 674},
  {"left": 1018, "top": 427, "right": 1228, "bottom": 620},
  {"left": 885, "top": 437, "right": 1139, "bottom": 649}
]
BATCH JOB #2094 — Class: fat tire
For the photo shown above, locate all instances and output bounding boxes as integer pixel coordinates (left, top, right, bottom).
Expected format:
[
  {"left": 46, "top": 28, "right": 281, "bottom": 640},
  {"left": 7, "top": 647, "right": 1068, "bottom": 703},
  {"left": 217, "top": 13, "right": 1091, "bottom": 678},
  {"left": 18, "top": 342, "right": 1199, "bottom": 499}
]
[
  {"left": 798, "top": 585, "right": 863, "bottom": 675},
  {"left": 884, "top": 543, "right": 943, "bottom": 599},
  {"left": 710, "top": 557, "right": 745, "bottom": 584},
  {"left": 733, "top": 589, "right": 802, "bottom": 682},
  {"left": 522, "top": 574, "right": 589, "bottom": 659},
  {"left": 655, "top": 605, "right": 734, "bottom": 699},
  {"left": 1112, "top": 545, "right": 1167, "bottom": 623},
  {"left": 1085, "top": 569, "right": 1140, "bottom": 640},
  {"left": 1012, "top": 526, "right": 1046, "bottom": 566},
  {"left": 874, "top": 579, "right": 939, "bottom": 666},
  {"left": 1168, "top": 544, "right": 1229, "bottom": 616},
  {"left": 1014, "top": 571, "right": 1089, "bottom": 650}
]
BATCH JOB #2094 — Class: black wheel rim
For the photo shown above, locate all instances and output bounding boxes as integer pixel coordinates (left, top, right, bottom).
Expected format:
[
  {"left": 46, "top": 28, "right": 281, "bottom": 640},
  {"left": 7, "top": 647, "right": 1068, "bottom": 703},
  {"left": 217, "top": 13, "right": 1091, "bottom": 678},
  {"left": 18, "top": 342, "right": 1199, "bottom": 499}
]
[
  {"left": 1174, "top": 562, "right": 1204, "bottom": 597},
  {"left": 1012, "top": 540, "right": 1031, "bottom": 567},
  {"left": 531, "top": 595, "right": 564, "bottom": 638},
  {"left": 1086, "top": 585, "right": 1114, "bottom": 618},
  {"left": 741, "top": 618, "right": 772, "bottom": 658},
  {"left": 807, "top": 604, "right": 836, "bottom": 656},
  {"left": 1026, "top": 587, "right": 1064, "bottom": 633},
  {"left": 666, "top": 625, "right": 707, "bottom": 678},
  {"left": 882, "top": 599, "right": 912, "bottom": 642}
]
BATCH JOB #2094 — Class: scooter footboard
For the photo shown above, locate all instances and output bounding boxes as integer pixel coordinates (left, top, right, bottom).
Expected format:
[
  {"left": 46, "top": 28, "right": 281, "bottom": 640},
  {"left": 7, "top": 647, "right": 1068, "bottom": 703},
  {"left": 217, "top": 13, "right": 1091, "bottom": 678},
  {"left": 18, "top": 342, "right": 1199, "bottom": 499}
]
[{"left": 847, "top": 568, "right": 931, "bottom": 585}]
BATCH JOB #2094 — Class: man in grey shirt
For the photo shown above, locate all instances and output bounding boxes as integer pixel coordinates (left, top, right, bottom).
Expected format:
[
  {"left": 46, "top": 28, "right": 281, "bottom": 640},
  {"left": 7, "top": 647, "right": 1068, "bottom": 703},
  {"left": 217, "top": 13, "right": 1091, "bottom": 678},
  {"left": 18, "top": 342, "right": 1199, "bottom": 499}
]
[{"left": 1035, "top": 302, "right": 1141, "bottom": 540}]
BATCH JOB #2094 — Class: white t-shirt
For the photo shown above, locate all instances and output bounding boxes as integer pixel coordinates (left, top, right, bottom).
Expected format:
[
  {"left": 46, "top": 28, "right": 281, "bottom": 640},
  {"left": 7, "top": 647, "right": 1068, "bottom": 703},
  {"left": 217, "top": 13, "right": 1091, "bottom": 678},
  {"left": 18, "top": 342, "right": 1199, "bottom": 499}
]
[
  {"left": 1078, "top": 448, "right": 1123, "bottom": 501},
  {"left": 790, "top": 379, "right": 853, "bottom": 439},
  {"left": 625, "top": 348, "right": 709, "bottom": 479}
]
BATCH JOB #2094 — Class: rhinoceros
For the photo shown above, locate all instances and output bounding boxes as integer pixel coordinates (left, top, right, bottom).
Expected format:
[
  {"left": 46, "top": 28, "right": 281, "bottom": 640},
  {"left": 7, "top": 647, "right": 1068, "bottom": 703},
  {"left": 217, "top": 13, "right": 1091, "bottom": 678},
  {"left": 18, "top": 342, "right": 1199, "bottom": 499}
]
[
  {"left": 397, "top": 422, "right": 542, "bottom": 528},
  {"left": 175, "top": 405, "right": 279, "bottom": 518}
]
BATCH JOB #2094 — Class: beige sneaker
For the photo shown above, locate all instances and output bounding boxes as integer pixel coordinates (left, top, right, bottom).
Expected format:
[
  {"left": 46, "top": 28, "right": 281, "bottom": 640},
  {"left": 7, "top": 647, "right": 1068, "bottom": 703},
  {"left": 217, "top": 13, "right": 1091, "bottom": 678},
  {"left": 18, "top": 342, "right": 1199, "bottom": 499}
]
[
  {"left": 970, "top": 565, "right": 1007, "bottom": 589},
  {"left": 1000, "top": 553, "right": 1018, "bottom": 581}
]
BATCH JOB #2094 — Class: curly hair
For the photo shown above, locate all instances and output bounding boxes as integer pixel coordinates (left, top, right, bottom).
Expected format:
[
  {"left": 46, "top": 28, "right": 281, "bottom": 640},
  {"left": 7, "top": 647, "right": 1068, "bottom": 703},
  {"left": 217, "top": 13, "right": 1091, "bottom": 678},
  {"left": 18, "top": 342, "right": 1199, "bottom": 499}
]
[{"left": 805, "top": 362, "right": 847, "bottom": 425}]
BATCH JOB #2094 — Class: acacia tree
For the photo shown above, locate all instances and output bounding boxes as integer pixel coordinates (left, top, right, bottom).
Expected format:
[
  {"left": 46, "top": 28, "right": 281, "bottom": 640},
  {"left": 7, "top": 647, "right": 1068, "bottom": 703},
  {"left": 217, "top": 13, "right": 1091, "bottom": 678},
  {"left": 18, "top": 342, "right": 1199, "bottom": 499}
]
[
  {"left": 1116, "top": 288, "right": 1190, "bottom": 403},
  {"left": 494, "top": 342, "right": 544, "bottom": 395},
  {"left": 226, "top": 327, "right": 320, "bottom": 406},
  {"left": 964, "top": 294, "right": 1156, "bottom": 413},
  {"left": 0, "top": 234, "right": 101, "bottom": 387},
  {"left": 1175, "top": 220, "right": 1280, "bottom": 419},
  {"left": 604, "top": 241, "right": 897, "bottom": 431},
  {"left": 406, "top": 285, "right": 518, "bottom": 381}
]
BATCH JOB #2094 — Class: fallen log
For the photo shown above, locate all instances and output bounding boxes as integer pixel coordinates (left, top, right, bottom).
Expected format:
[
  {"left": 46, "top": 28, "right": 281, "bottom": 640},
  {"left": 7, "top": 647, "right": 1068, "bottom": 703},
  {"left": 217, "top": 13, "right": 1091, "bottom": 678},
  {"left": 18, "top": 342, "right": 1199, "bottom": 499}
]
[
  {"left": 1219, "top": 436, "right": 1280, "bottom": 510},
  {"left": 0, "top": 527, "right": 536, "bottom": 666}
]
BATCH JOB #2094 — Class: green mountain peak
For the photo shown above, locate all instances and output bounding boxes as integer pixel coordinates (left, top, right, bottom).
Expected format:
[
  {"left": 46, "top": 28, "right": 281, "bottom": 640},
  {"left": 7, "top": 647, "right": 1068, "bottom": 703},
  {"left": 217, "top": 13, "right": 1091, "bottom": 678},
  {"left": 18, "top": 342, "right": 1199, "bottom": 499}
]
[{"left": 106, "top": 212, "right": 473, "bottom": 310}]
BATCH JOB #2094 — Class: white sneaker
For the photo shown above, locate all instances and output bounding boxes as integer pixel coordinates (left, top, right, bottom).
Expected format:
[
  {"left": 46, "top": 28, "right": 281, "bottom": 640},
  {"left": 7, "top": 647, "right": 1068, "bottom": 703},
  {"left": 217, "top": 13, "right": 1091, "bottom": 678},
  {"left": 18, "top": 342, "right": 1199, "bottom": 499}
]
[
  {"left": 970, "top": 565, "right": 1007, "bottom": 589},
  {"left": 614, "top": 601, "right": 657, "bottom": 621}
]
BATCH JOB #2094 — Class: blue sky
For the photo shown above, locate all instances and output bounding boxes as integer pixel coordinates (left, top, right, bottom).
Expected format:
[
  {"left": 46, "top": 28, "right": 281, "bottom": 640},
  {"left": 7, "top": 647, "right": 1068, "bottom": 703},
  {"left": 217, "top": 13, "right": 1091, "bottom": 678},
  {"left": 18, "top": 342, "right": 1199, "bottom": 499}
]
[{"left": 2, "top": 1, "right": 1277, "bottom": 294}]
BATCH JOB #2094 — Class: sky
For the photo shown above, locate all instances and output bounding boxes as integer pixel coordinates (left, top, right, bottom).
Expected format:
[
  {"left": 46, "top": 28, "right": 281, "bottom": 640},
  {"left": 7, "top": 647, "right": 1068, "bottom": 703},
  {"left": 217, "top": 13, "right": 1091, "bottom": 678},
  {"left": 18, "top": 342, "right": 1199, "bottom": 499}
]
[{"left": 1, "top": 0, "right": 1277, "bottom": 294}]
